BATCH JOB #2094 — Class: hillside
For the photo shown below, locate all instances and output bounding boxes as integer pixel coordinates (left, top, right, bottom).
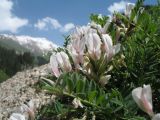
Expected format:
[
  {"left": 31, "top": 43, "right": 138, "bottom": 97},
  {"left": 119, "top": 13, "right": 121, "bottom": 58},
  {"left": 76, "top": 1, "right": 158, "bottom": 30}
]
[
  {"left": 0, "top": 64, "right": 55, "bottom": 120},
  {"left": 0, "top": 34, "right": 58, "bottom": 82}
]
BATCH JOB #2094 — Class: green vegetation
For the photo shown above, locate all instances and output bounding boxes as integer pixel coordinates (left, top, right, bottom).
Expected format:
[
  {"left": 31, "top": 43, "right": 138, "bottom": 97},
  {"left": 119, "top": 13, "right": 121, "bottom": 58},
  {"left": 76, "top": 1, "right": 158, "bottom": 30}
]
[
  {"left": 0, "top": 69, "right": 9, "bottom": 83},
  {"left": 36, "top": 1, "right": 160, "bottom": 120},
  {"left": 37, "top": 0, "right": 160, "bottom": 120},
  {"left": 0, "top": 45, "right": 49, "bottom": 82},
  {"left": 2, "top": 0, "right": 158, "bottom": 119},
  {"left": 0, "top": 45, "right": 34, "bottom": 82}
]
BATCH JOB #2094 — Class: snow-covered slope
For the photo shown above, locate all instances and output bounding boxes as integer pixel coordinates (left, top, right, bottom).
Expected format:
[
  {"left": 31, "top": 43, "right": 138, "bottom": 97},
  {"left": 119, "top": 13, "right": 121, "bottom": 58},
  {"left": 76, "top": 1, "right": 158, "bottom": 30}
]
[{"left": 0, "top": 34, "right": 58, "bottom": 55}]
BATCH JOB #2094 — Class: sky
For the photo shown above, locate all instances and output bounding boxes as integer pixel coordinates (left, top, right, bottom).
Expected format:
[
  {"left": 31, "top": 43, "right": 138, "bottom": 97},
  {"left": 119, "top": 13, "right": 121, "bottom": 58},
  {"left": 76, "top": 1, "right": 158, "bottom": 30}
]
[{"left": 0, "top": 0, "right": 157, "bottom": 46}]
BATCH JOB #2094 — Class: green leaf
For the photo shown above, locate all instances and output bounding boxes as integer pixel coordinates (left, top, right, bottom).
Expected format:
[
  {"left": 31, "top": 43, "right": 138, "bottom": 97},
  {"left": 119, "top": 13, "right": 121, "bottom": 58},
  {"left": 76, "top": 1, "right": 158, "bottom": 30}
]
[
  {"left": 54, "top": 100, "right": 63, "bottom": 114},
  {"left": 66, "top": 78, "right": 74, "bottom": 93},
  {"left": 88, "top": 91, "right": 97, "bottom": 103},
  {"left": 76, "top": 79, "right": 84, "bottom": 93}
]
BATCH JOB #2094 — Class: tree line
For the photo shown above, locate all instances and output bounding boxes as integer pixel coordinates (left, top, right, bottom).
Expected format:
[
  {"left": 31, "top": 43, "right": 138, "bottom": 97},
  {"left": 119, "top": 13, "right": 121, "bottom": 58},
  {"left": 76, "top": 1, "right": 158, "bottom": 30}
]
[{"left": 0, "top": 45, "right": 48, "bottom": 82}]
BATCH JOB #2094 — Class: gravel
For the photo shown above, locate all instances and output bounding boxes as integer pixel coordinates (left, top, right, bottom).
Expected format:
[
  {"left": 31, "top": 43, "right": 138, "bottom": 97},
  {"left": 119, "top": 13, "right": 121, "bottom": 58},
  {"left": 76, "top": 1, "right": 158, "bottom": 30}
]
[{"left": 0, "top": 64, "right": 55, "bottom": 120}]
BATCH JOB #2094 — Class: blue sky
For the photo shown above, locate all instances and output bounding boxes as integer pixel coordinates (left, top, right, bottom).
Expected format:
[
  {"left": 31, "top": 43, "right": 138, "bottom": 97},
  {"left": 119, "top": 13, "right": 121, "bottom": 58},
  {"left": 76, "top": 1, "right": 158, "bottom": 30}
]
[{"left": 0, "top": 0, "right": 157, "bottom": 45}]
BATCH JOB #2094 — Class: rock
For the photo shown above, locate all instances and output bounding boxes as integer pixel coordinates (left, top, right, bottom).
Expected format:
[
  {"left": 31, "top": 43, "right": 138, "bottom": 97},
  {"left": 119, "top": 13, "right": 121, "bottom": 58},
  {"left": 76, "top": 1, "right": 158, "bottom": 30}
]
[{"left": 0, "top": 64, "right": 55, "bottom": 120}]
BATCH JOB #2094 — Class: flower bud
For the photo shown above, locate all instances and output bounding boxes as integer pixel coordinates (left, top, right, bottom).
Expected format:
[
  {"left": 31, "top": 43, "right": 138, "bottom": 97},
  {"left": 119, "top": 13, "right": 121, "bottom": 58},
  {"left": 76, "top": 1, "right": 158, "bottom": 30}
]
[{"left": 132, "top": 85, "right": 154, "bottom": 117}]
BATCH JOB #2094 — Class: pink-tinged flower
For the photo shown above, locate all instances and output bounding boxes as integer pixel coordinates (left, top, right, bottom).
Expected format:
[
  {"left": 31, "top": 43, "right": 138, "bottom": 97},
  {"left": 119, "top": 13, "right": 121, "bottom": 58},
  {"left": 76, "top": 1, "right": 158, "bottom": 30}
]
[
  {"left": 9, "top": 113, "right": 25, "bottom": 120},
  {"left": 132, "top": 85, "right": 154, "bottom": 117},
  {"left": 152, "top": 114, "right": 160, "bottom": 120},
  {"left": 68, "top": 25, "right": 95, "bottom": 68},
  {"left": 50, "top": 53, "right": 61, "bottom": 77},
  {"left": 21, "top": 100, "right": 36, "bottom": 120},
  {"left": 9, "top": 100, "right": 39, "bottom": 120},
  {"left": 70, "top": 26, "right": 91, "bottom": 41},
  {"left": 102, "top": 34, "right": 120, "bottom": 61},
  {"left": 56, "top": 52, "right": 72, "bottom": 71},
  {"left": 68, "top": 36, "right": 86, "bottom": 68},
  {"left": 125, "top": 3, "right": 135, "bottom": 17},
  {"left": 50, "top": 51, "right": 72, "bottom": 77},
  {"left": 86, "top": 33, "right": 102, "bottom": 60}
]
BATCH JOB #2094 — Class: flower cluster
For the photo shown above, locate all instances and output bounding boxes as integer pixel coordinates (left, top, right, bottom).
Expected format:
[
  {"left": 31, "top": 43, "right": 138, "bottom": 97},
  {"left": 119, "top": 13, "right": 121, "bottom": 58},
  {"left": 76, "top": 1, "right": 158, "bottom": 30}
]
[
  {"left": 50, "top": 51, "right": 72, "bottom": 77},
  {"left": 49, "top": 2, "right": 138, "bottom": 80},
  {"left": 50, "top": 21, "right": 121, "bottom": 81}
]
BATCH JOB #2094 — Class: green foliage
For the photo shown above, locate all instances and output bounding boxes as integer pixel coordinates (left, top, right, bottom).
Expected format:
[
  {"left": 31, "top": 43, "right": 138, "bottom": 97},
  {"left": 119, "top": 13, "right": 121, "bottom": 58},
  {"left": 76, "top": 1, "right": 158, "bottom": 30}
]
[
  {"left": 107, "top": 1, "right": 160, "bottom": 117},
  {"left": 37, "top": 1, "right": 160, "bottom": 119},
  {"left": 90, "top": 14, "right": 109, "bottom": 27},
  {"left": 63, "top": 35, "right": 71, "bottom": 48},
  {"left": 0, "top": 45, "right": 35, "bottom": 81},
  {"left": 38, "top": 72, "right": 147, "bottom": 119},
  {"left": 0, "top": 69, "right": 9, "bottom": 83},
  {"left": 0, "top": 42, "right": 51, "bottom": 82}
]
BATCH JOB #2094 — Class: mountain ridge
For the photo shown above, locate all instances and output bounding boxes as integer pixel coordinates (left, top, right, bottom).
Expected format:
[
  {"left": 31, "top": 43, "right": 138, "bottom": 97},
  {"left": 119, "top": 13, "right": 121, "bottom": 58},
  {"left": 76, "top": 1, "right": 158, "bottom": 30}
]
[{"left": 0, "top": 34, "right": 58, "bottom": 56}]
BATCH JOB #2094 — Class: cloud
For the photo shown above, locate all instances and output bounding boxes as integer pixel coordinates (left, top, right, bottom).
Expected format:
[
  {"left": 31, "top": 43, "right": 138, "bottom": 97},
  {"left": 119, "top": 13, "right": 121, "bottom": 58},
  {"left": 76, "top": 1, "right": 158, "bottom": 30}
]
[
  {"left": 108, "top": 1, "right": 127, "bottom": 13},
  {"left": 34, "top": 19, "right": 46, "bottom": 30},
  {"left": 34, "top": 17, "right": 75, "bottom": 33},
  {"left": 34, "top": 17, "right": 62, "bottom": 30},
  {"left": 60, "top": 23, "right": 75, "bottom": 33},
  {"left": 0, "top": 0, "right": 28, "bottom": 33}
]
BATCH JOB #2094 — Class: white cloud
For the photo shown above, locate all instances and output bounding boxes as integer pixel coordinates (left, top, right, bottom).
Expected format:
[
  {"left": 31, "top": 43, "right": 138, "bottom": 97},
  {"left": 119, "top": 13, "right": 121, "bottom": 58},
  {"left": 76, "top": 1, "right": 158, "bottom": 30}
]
[
  {"left": 108, "top": 1, "right": 127, "bottom": 13},
  {"left": 34, "top": 19, "right": 46, "bottom": 30},
  {"left": 34, "top": 17, "right": 75, "bottom": 33},
  {"left": 60, "top": 23, "right": 75, "bottom": 33},
  {"left": 34, "top": 17, "right": 62, "bottom": 30},
  {"left": 0, "top": 0, "right": 28, "bottom": 33}
]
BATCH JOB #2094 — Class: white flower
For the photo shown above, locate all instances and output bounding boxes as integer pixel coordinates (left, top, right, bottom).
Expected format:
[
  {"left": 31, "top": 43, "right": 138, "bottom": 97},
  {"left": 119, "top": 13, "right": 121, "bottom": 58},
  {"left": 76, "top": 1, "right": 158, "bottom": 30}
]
[
  {"left": 90, "top": 22, "right": 103, "bottom": 33},
  {"left": 50, "top": 51, "right": 72, "bottom": 77},
  {"left": 102, "top": 20, "right": 110, "bottom": 33},
  {"left": 125, "top": 3, "right": 135, "bottom": 17},
  {"left": 90, "top": 21, "right": 110, "bottom": 34},
  {"left": 102, "top": 34, "right": 120, "bottom": 61},
  {"left": 68, "top": 26, "right": 94, "bottom": 68},
  {"left": 56, "top": 52, "right": 72, "bottom": 72},
  {"left": 86, "top": 33, "right": 102, "bottom": 60},
  {"left": 132, "top": 85, "right": 154, "bottom": 117},
  {"left": 50, "top": 53, "right": 61, "bottom": 77},
  {"left": 70, "top": 26, "right": 91, "bottom": 41},
  {"left": 68, "top": 36, "right": 86, "bottom": 68},
  {"left": 152, "top": 114, "right": 160, "bottom": 120},
  {"left": 21, "top": 100, "right": 36, "bottom": 120},
  {"left": 9, "top": 100, "right": 39, "bottom": 120},
  {"left": 72, "top": 98, "right": 83, "bottom": 108},
  {"left": 9, "top": 113, "right": 25, "bottom": 120}
]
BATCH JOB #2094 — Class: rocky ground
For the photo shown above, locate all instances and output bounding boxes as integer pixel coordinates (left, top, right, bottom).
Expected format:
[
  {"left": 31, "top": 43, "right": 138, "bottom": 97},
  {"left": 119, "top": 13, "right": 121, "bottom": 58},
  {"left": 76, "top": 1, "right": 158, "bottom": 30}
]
[{"left": 0, "top": 64, "right": 55, "bottom": 120}]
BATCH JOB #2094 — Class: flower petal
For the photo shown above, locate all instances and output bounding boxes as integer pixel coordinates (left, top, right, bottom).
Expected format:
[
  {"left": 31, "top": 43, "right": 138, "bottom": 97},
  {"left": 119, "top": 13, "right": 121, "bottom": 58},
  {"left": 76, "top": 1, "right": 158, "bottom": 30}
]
[
  {"left": 152, "top": 114, "right": 160, "bottom": 120},
  {"left": 50, "top": 54, "right": 60, "bottom": 77},
  {"left": 86, "top": 33, "right": 101, "bottom": 60},
  {"left": 102, "top": 34, "right": 113, "bottom": 48},
  {"left": 9, "top": 113, "right": 25, "bottom": 120},
  {"left": 125, "top": 3, "right": 135, "bottom": 17},
  {"left": 113, "top": 43, "right": 121, "bottom": 55},
  {"left": 132, "top": 85, "right": 154, "bottom": 116},
  {"left": 132, "top": 87, "right": 143, "bottom": 109},
  {"left": 59, "top": 51, "right": 72, "bottom": 71},
  {"left": 72, "top": 98, "right": 83, "bottom": 108},
  {"left": 141, "top": 85, "right": 153, "bottom": 116}
]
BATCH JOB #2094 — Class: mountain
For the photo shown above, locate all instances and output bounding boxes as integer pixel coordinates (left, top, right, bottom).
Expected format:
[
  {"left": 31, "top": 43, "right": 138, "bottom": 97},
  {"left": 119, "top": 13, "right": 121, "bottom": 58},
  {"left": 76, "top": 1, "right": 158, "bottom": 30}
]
[
  {"left": 0, "top": 34, "right": 58, "bottom": 56},
  {"left": 0, "top": 34, "right": 58, "bottom": 82}
]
